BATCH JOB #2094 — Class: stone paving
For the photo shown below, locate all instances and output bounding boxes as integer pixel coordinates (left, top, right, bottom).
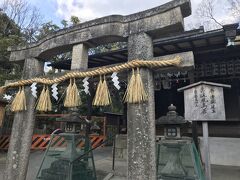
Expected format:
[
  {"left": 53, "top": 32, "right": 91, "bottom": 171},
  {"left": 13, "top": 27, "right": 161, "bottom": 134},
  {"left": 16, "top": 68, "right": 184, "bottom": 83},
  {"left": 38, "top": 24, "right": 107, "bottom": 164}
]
[{"left": 0, "top": 147, "right": 240, "bottom": 180}]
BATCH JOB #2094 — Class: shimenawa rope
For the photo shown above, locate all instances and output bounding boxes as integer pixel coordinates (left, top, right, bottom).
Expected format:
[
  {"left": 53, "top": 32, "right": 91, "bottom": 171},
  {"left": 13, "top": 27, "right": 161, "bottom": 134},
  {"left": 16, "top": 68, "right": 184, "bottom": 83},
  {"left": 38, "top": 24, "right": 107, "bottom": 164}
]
[{"left": 1, "top": 56, "right": 182, "bottom": 112}]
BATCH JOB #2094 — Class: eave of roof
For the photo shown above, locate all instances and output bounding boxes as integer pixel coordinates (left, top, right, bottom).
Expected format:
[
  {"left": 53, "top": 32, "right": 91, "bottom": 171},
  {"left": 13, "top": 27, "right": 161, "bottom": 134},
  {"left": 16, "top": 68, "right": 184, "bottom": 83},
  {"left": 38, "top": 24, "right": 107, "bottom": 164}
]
[{"left": 49, "top": 24, "right": 240, "bottom": 70}]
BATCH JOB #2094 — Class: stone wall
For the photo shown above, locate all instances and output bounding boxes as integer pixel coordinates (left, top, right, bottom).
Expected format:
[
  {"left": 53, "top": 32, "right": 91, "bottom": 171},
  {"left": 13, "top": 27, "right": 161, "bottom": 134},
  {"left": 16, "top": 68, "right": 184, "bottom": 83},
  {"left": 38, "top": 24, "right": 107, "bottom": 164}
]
[{"left": 199, "top": 137, "right": 240, "bottom": 166}]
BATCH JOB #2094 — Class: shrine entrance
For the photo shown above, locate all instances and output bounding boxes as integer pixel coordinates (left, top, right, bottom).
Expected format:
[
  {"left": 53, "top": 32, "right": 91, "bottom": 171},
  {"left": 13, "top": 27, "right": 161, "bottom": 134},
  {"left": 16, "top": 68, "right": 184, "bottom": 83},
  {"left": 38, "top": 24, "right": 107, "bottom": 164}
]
[{"left": 0, "top": 1, "right": 196, "bottom": 180}]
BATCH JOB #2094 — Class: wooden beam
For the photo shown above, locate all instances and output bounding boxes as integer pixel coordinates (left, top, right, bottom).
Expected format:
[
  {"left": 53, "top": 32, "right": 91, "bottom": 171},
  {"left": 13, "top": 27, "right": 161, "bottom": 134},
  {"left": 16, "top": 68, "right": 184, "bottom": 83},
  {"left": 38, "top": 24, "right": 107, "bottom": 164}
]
[
  {"left": 206, "top": 38, "right": 210, "bottom": 46},
  {"left": 88, "top": 60, "right": 100, "bottom": 64},
  {"left": 90, "top": 57, "right": 111, "bottom": 63},
  {"left": 195, "top": 44, "right": 225, "bottom": 54},
  {"left": 101, "top": 56, "right": 123, "bottom": 62},
  {"left": 189, "top": 41, "right": 196, "bottom": 49},
  {"left": 157, "top": 46, "right": 170, "bottom": 53},
  {"left": 173, "top": 43, "right": 182, "bottom": 50},
  {"left": 110, "top": 54, "right": 127, "bottom": 61},
  {"left": 203, "top": 122, "right": 212, "bottom": 180}
]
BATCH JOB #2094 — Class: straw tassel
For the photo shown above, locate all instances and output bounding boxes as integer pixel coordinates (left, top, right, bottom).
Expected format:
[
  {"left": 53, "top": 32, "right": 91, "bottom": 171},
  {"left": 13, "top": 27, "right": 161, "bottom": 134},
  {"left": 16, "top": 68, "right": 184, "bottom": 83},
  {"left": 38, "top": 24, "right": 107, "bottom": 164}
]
[
  {"left": 101, "top": 76, "right": 112, "bottom": 106},
  {"left": 36, "top": 86, "right": 52, "bottom": 112},
  {"left": 64, "top": 78, "right": 81, "bottom": 107},
  {"left": 93, "top": 76, "right": 112, "bottom": 106},
  {"left": 11, "top": 86, "right": 27, "bottom": 112},
  {"left": 135, "top": 68, "right": 148, "bottom": 102},
  {"left": 0, "top": 87, "right": 6, "bottom": 95},
  {"left": 123, "top": 69, "right": 136, "bottom": 103},
  {"left": 123, "top": 68, "right": 148, "bottom": 103}
]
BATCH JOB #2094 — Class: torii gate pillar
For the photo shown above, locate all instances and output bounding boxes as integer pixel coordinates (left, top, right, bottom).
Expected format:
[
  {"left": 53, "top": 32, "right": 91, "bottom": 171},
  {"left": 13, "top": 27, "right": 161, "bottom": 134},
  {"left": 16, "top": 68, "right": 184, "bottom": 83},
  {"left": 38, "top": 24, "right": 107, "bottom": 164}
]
[
  {"left": 4, "top": 58, "right": 44, "bottom": 180},
  {"left": 127, "top": 32, "right": 156, "bottom": 180},
  {"left": 71, "top": 43, "right": 89, "bottom": 70}
]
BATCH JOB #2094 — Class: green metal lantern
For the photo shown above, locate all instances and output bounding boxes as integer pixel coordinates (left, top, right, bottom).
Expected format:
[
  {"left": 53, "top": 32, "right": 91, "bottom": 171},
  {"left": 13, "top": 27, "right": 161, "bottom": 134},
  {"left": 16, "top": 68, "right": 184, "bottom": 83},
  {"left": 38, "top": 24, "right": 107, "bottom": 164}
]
[{"left": 36, "top": 110, "right": 96, "bottom": 180}]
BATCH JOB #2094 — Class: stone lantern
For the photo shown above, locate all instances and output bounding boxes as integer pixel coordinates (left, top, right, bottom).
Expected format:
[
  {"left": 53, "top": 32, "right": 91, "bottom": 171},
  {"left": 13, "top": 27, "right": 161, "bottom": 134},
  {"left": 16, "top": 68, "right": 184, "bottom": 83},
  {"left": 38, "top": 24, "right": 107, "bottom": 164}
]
[
  {"left": 156, "top": 104, "right": 186, "bottom": 139},
  {"left": 156, "top": 105, "right": 205, "bottom": 180},
  {"left": 36, "top": 110, "right": 97, "bottom": 180},
  {"left": 90, "top": 122, "right": 101, "bottom": 135},
  {"left": 62, "top": 110, "right": 83, "bottom": 133}
]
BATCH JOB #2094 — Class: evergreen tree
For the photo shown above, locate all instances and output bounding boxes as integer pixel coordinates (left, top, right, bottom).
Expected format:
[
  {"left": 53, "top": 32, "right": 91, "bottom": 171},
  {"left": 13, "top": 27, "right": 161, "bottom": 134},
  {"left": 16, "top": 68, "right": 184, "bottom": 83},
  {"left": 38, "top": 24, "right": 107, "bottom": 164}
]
[{"left": 0, "top": 11, "right": 23, "bottom": 86}]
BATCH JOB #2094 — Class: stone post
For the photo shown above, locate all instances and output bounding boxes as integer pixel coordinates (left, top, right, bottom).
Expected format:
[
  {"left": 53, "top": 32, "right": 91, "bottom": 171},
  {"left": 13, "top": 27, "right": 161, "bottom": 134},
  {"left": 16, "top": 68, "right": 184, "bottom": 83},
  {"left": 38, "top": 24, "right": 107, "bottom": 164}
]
[
  {"left": 4, "top": 113, "right": 24, "bottom": 180},
  {"left": 71, "top": 43, "right": 91, "bottom": 157},
  {"left": 70, "top": 43, "right": 89, "bottom": 110},
  {"left": 127, "top": 33, "right": 156, "bottom": 180},
  {"left": 70, "top": 43, "right": 89, "bottom": 109},
  {"left": 71, "top": 43, "right": 89, "bottom": 70},
  {"left": 5, "top": 58, "right": 44, "bottom": 180}
]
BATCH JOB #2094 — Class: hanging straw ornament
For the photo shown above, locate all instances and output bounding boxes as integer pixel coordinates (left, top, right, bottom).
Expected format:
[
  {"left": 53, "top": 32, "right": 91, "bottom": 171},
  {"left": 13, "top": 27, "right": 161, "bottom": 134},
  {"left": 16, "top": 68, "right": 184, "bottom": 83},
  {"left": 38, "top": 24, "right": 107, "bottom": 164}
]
[
  {"left": 36, "top": 85, "right": 52, "bottom": 112},
  {"left": 11, "top": 86, "right": 27, "bottom": 112},
  {"left": 0, "top": 87, "right": 6, "bottom": 95},
  {"left": 111, "top": 72, "right": 120, "bottom": 90},
  {"left": 83, "top": 77, "right": 90, "bottom": 95},
  {"left": 92, "top": 76, "right": 103, "bottom": 106},
  {"left": 135, "top": 68, "right": 148, "bottom": 102},
  {"left": 93, "top": 76, "right": 112, "bottom": 106},
  {"left": 100, "top": 76, "right": 112, "bottom": 106},
  {"left": 64, "top": 78, "right": 81, "bottom": 107},
  {"left": 30, "top": 82, "right": 38, "bottom": 98},
  {"left": 123, "top": 68, "right": 148, "bottom": 103},
  {"left": 51, "top": 83, "right": 58, "bottom": 101},
  {"left": 123, "top": 69, "right": 136, "bottom": 103}
]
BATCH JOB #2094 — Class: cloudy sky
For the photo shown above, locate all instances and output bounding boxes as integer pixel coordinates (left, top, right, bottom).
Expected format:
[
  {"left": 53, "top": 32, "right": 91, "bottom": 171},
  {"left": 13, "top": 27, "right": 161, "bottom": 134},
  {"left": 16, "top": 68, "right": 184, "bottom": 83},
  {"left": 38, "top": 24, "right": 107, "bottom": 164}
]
[{"left": 27, "top": 0, "right": 237, "bottom": 29}]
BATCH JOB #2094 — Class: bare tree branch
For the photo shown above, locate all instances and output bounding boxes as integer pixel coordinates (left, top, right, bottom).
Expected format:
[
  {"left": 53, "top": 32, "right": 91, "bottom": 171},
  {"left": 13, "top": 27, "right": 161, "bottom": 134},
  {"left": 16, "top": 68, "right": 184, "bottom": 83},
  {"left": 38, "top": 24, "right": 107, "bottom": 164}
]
[
  {"left": 196, "top": 0, "right": 223, "bottom": 31},
  {"left": 0, "top": 0, "right": 42, "bottom": 42}
]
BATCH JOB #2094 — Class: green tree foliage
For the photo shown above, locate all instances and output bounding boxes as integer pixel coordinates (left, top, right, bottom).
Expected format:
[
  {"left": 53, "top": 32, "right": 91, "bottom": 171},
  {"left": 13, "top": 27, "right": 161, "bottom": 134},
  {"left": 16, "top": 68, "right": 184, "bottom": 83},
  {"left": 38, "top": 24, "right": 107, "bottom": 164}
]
[
  {"left": 35, "top": 21, "right": 60, "bottom": 40},
  {"left": 0, "top": 0, "right": 41, "bottom": 86},
  {"left": 1, "top": 0, "right": 41, "bottom": 43},
  {"left": 0, "top": 12, "right": 23, "bottom": 86},
  {"left": 61, "top": 20, "right": 68, "bottom": 28},
  {"left": 70, "top": 16, "right": 80, "bottom": 25},
  {"left": 89, "top": 42, "right": 127, "bottom": 55}
]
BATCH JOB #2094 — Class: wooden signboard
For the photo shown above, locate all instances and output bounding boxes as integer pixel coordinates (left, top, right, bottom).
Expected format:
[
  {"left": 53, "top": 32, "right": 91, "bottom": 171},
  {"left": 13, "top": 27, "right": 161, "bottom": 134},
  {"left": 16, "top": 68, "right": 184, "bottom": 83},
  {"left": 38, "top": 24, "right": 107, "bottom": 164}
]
[
  {"left": 178, "top": 81, "right": 231, "bottom": 121},
  {"left": 178, "top": 81, "right": 231, "bottom": 180}
]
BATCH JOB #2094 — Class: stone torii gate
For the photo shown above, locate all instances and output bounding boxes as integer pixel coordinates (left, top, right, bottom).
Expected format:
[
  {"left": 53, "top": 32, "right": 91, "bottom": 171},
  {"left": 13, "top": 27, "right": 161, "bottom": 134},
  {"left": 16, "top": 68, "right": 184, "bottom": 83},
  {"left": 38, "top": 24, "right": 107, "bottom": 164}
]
[{"left": 4, "top": 0, "right": 194, "bottom": 179}]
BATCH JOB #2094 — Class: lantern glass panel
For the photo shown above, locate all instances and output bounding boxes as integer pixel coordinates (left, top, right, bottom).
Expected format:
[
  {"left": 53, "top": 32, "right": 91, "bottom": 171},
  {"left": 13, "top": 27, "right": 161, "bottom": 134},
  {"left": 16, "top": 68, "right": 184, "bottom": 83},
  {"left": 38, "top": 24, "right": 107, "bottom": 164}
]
[
  {"left": 157, "top": 142, "right": 205, "bottom": 180},
  {"left": 36, "top": 134, "right": 96, "bottom": 180},
  {"left": 167, "top": 127, "right": 177, "bottom": 137},
  {"left": 66, "top": 123, "right": 74, "bottom": 132}
]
